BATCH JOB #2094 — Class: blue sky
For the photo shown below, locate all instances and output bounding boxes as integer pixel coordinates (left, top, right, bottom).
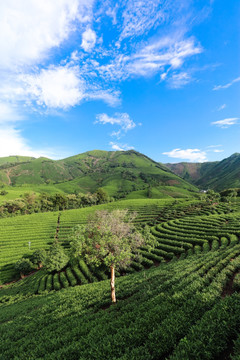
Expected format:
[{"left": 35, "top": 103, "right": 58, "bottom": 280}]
[{"left": 0, "top": 0, "right": 239, "bottom": 163}]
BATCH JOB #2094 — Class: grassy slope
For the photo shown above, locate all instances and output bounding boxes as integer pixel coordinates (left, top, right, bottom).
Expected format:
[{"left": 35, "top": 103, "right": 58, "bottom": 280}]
[
  {"left": 165, "top": 161, "right": 217, "bottom": 184},
  {"left": 165, "top": 153, "right": 240, "bottom": 191},
  {"left": 0, "top": 150, "right": 198, "bottom": 199},
  {"left": 195, "top": 153, "right": 240, "bottom": 191},
  {"left": 0, "top": 184, "right": 66, "bottom": 204}
]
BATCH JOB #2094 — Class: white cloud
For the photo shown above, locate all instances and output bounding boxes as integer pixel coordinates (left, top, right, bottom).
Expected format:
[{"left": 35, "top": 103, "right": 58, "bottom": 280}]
[
  {"left": 21, "top": 66, "right": 85, "bottom": 109},
  {"left": 109, "top": 142, "right": 134, "bottom": 151},
  {"left": 0, "top": 0, "right": 94, "bottom": 70},
  {"left": 81, "top": 28, "right": 97, "bottom": 52},
  {"left": 213, "top": 76, "right": 240, "bottom": 91},
  {"left": 0, "top": 125, "right": 65, "bottom": 159},
  {"left": 213, "top": 149, "right": 224, "bottom": 153},
  {"left": 217, "top": 104, "right": 226, "bottom": 111},
  {"left": 96, "top": 113, "right": 136, "bottom": 136},
  {"left": 86, "top": 89, "right": 121, "bottom": 107},
  {"left": 211, "top": 118, "right": 239, "bottom": 128},
  {"left": 0, "top": 1, "right": 206, "bottom": 117},
  {"left": 0, "top": 102, "right": 23, "bottom": 123},
  {"left": 163, "top": 148, "right": 207, "bottom": 162}
]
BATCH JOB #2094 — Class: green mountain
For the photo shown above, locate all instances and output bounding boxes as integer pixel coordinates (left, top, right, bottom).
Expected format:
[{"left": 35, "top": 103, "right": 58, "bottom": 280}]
[
  {"left": 0, "top": 150, "right": 198, "bottom": 199},
  {"left": 165, "top": 153, "right": 240, "bottom": 191},
  {"left": 165, "top": 162, "right": 217, "bottom": 184}
]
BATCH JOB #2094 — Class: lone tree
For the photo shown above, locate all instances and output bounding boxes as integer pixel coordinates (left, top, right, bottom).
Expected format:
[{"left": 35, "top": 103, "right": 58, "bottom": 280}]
[{"left": 70, "top": 209, "right": 156, "bottom": 303}]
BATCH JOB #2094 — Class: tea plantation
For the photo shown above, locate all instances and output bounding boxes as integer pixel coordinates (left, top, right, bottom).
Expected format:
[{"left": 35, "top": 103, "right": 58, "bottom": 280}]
[
  {"left": 1, "top": 243, "right": 240, "bottom": 359},
  {"left": 0, "top": 198, "right": 231, "bottom": 284},
  {"left": 1, "top": 198, "right": 240, "bottom": 359}
]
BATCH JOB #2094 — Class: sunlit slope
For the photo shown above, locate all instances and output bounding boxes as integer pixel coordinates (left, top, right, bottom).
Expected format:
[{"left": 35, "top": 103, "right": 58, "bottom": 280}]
[{"left": 0, "top": 150, "right": 198, "bottom": 198}]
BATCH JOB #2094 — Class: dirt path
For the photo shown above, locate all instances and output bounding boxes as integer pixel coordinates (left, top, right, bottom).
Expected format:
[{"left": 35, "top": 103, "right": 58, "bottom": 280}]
[
  {"left": 4, "top": 169, "right": 12, "bottom": 185},
  {"left": 54, "top": 213, "right": 61, "bottom": 241}
]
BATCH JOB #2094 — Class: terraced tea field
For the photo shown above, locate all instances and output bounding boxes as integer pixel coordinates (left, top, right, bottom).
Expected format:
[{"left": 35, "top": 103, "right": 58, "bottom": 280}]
[
  {"left": 17, "top": 211, "right": 240, "bottom": 295},
  {"left": 0, "top": 198, "right": 172, "bottom": 284},
  {"left": 1, "top": 198, "right": 240, "bottom": 359},
  {"left": 1, "top": 242, "right": 240, "bottom": 359},
  {"left": 150, "top": 213, "right": 240, "bottom": 259},
  {"left": 0, "top": 212, "right": 58, "bottom": 284},
  {"left": 0, "top": 199, "right": 233, "bottom": 284}
]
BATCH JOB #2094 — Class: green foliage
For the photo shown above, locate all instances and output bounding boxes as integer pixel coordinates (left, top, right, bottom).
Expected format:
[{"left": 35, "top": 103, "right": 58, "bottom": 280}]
[
  {"left": 14, "top": 258, "right": 34, "bottom": 277},
  {"left": 95, "top": 188, "right": 109, "bottom": 204},
  {"left": 53, "top": 273, "right": 61, "bottom": 291},
  {"left": 31, "top": 249, "right": 47, "bottom": 268},
  {"left": 59, "top": 272, "right": 69, "bottom": 288},
  {"left": 70, "top": 209, "right": 155, "bottom": 270},
  {"left": 233, "top": 273, "right": 240, "bottom": 291},
  {"left": 45, "top": 242, "right": 69, "bottom": 272},
  {"left": 2, "top": 245, "right": 240, "bottom": 359}
]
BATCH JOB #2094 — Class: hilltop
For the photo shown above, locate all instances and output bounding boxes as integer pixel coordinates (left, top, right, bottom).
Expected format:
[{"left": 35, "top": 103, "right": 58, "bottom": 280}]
[
  {"left": 0, "top": 150, "right": 198, "bottom": 200},
  {"left": 165, "top": 153, "right": 240, "bottom": 191}
]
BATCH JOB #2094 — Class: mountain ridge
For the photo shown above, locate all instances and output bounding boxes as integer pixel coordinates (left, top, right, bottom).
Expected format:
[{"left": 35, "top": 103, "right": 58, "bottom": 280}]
[
  {"left": 0, "top": 150, "right": 198, "bottom": 200},
  {"left": 165, "top": 153, "right": 240, "bottom": 191}
]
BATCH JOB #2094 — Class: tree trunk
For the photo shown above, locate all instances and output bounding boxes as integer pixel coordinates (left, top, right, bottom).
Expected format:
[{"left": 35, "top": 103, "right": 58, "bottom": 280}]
[{"left": 110, "top": 265, "right": 116, "bottom": 303}]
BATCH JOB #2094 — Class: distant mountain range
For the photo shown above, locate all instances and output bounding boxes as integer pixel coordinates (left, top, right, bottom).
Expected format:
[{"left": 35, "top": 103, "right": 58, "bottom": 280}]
[
  {"left": 165, "top": 153, "right": 240, "bottom": 191},
  {"left": 0, "top": 150, "right": 197, "bottom": 199}
]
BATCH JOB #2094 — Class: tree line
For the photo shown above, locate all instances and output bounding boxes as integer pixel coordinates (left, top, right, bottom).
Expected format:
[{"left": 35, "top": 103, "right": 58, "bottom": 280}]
[{"left": 0, "top": 188, "right": 111, "bottom": 218}]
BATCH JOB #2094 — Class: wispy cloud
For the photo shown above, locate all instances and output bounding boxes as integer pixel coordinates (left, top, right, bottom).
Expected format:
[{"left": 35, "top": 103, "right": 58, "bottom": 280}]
[
  {"left": 213, "top": 76, "right": 240, "bottom": 91},
  {"left": 96, "top": 113, "right": 136, "bottom": 138},
  {"left": 109, "top": 142, "right": 134, "bottom": 151},
  {"left": 163, "top": 148, "right": 207, "bottom": 162},
  {"left": 119, "top": 0, "right": 169, "bottom": 41},
  {"left": 213, "top": 149, "right": 224, "bottom": 153},
  {"left": 86, "top": 89, "right": 121, "bottom": 107},
  {"left": 217, "top": 104, "right": 226, "bottom": 111},
  {"left": 211, "top": 117, "right": 239, "bottom": 128},
  {"left": 206, "top": 144, "right": 222, "bottom": 148},
  {"left": 206, "top": 145, "right": 224, "bottom": 154},
  {"left": 167, "top": 72, "right": 192, "bottom": 88},
  {"left": 99, "top": 36, "right": 202, "bottom": 81}
]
